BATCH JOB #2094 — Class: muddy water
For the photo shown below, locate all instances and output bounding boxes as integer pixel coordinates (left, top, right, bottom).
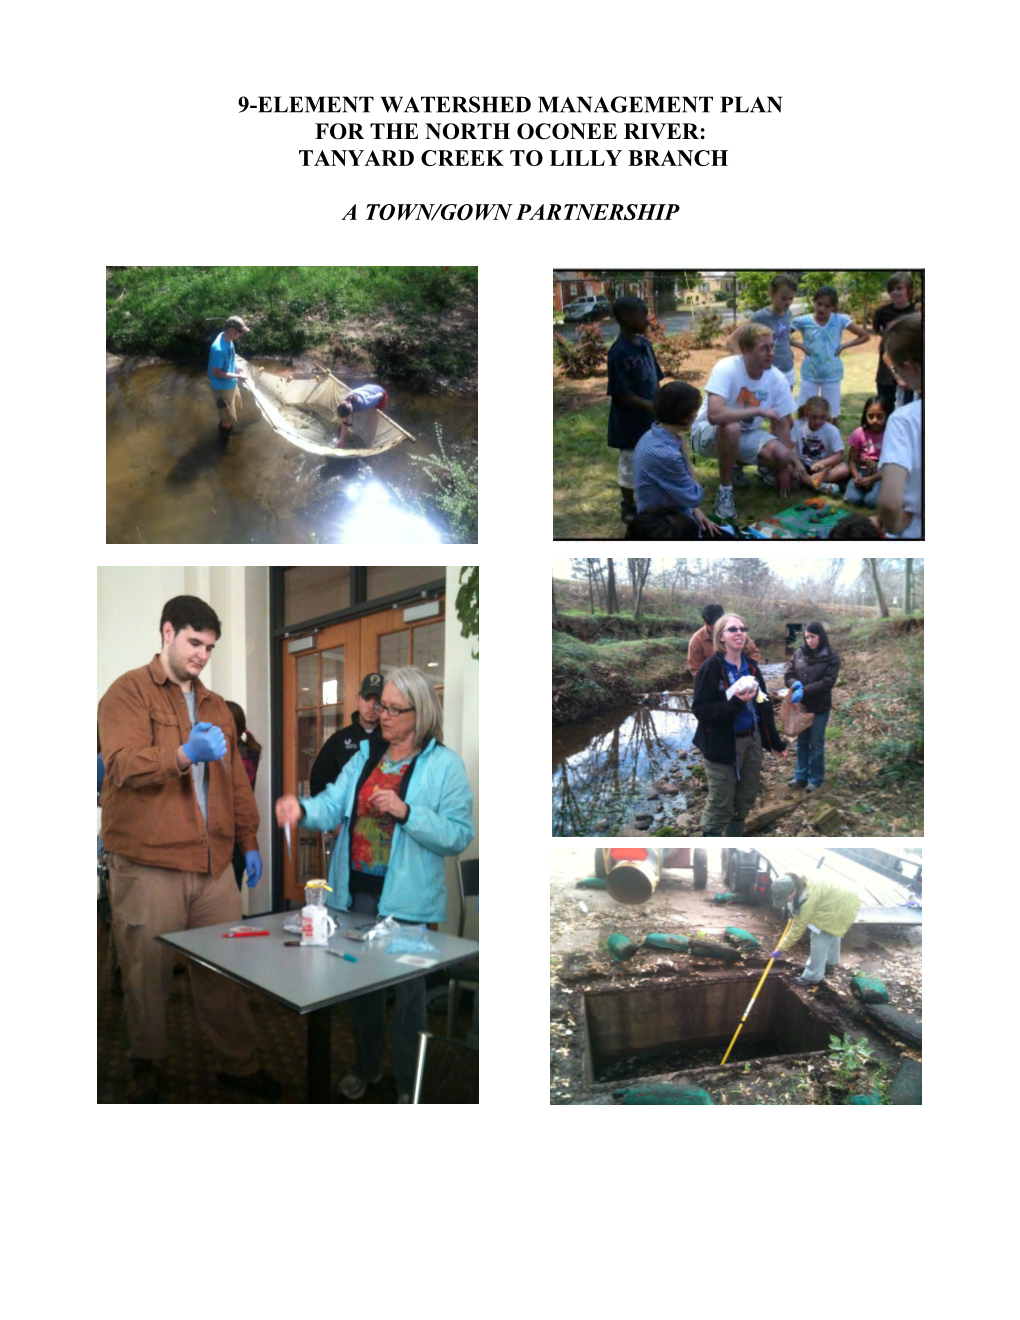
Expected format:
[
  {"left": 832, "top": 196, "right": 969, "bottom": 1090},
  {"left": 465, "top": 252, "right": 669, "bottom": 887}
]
[
  {"left": 551, "top": 663, "right": 788, "bottom": 837},
  {"left": 106, "top": 362, "right": 477, "bottom": 544}
]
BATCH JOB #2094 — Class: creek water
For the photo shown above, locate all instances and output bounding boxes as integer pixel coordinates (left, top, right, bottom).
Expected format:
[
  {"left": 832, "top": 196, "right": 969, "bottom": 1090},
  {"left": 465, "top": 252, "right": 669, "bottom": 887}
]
[
  {"left": 106, "top": 362, "right": 477, "bottom": 544},
  {"left": 551, "top": 662, "right": 788, "bottom": 837}
]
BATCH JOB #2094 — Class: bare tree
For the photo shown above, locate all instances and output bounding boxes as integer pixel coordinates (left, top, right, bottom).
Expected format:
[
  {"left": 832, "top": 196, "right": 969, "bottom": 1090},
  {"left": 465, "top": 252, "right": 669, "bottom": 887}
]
[
  {"left": 905, "top": 559, "right": 914, "bottom": 613},
  {"left": 552, "top": 579, "right": 559, "bottom": 618},
  {"left": 866, "top": 559, "right": 890, "bottom": 617},
  {"left": 628, "top": 558, "right": 653, "bottom": 627},
  {"left": 606, "top": 559, "right": 619, "bottom": 615}
]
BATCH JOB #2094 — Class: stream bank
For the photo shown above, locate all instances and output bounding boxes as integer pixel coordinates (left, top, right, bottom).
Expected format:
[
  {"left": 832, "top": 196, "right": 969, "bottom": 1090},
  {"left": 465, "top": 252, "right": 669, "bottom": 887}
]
[{"left": 552, "top": 617, "right": 924, "bottom": 836}]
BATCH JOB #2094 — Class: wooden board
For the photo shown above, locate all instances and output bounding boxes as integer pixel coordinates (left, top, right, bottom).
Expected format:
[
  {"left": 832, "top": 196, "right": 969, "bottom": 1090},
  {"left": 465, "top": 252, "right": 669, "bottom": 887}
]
[{"left": 756, "top": 845, "right": 916, "bottom": 908}]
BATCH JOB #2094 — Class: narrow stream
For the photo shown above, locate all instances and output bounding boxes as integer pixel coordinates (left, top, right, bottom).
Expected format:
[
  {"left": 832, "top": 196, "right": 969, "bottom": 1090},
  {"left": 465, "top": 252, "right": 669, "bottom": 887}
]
[
  {"left": 551, "top": 663, "right": 787, "bottom": 837},
  {"left": 106, "top": 362, "right": 476, "bottom": 544}
]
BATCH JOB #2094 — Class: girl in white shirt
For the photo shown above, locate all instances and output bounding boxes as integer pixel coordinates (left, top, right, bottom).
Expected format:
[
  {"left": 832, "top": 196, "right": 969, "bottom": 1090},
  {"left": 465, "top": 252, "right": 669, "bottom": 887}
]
[{"left": 792, "top": 397, "right": 850, "bottom": 494}]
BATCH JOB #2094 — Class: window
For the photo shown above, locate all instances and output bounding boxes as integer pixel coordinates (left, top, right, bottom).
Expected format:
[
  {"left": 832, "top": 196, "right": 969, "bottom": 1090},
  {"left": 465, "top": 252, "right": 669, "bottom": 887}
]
[
  {"left": 285, "top": 568, "right": 350, "bottom": 627},
  {"left": 366, "top": 566, "right": 445, "bottom": 601}
]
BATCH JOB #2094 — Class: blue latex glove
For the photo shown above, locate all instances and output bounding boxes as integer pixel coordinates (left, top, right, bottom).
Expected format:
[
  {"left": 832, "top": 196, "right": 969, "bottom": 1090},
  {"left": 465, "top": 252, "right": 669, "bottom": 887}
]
[
  {"left": 244, "top": 851, "right": 262, "bottom": 888},
  {"left": 770, "top": 949, "right": 784, "bottom": 959},
  {"left": 182, "top": 721, "right": 227, "bottom": 763},
  {"left": 791, "top": 689, "right": 804, "bottom": 704}
]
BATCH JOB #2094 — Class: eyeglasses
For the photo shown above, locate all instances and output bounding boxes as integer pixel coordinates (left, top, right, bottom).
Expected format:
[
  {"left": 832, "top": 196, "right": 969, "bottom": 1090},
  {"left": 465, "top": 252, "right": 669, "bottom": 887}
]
[
  {"left": 724, "top": 626, "right": 748, "bottom": 634},
  {"left": 377, "top": 702, "right": 415, "bottom": 717}
]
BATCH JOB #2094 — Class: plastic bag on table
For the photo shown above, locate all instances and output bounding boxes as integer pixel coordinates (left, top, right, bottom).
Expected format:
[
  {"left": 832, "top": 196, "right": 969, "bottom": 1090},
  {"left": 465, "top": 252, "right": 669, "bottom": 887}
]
[{"left": 384, "top": 924, "right": 439, "bottom": 957}]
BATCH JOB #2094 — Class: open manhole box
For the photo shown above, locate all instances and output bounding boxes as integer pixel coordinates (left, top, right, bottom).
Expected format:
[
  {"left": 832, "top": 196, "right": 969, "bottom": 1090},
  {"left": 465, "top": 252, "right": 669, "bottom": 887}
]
[{"left": 583, "top": 976, "right": 832, "bottom": 1085}]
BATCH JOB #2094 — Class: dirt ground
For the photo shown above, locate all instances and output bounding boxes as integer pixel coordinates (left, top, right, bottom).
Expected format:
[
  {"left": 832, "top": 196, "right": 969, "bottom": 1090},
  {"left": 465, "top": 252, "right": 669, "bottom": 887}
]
[{"left": 550, "top": 847, "right": 922, "bottom": 1105}]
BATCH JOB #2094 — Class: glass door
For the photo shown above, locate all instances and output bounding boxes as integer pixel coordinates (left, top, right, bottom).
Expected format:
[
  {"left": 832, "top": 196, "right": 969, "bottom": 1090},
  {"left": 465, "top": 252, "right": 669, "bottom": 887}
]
[{"left": 281, "top": 620, "right": 361, "bottom": 905}]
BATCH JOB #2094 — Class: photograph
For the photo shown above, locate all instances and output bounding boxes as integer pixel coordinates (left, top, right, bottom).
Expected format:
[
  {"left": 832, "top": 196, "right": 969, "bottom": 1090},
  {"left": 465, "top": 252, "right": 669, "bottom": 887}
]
[
  {"left": 552, "top": 269, "right": 922, "bottom": 540},
  {"left": 550, "top": 843, "right": 922, "bottom": 1105},
  {"left": 553, "top": 556, "right": 923, "bottom": 837},
  {"left": 106, "top": 266, "right": 478, "bottom": 544},
  {"left": 97, "top": 565, "right": 479, "bottom": 1103}
]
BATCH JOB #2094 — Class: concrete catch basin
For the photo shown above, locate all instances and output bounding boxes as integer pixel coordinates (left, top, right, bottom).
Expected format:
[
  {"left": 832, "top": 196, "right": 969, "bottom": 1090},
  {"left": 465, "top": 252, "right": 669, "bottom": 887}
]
[{"left": 583, "top": 975, "right": 833, "bottom": 1085}]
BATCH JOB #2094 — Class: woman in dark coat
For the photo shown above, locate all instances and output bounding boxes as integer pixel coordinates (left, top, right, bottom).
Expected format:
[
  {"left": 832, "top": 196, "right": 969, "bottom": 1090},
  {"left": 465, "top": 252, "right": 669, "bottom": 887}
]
[
  {"left": 692, "top": 613, "right": 786, "bottom": 836},
  {"left": 785, "top": 620, "right": 840, "bottom": 790}
]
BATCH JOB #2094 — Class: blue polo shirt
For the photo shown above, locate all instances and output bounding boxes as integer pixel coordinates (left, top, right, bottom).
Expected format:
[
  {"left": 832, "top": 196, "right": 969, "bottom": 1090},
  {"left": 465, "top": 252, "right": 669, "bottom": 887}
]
[
  {"left": 722, "top": 656, "right": 757, "bottom": 734},
  {"left": 633, "top": 423, "right": 704, "bottom": 514},
  {"left": 208, "top": 333, "right": 237, "bottom": 391},
  {"left": 606, "top": 334, "right": 663, "bottom": 450}
]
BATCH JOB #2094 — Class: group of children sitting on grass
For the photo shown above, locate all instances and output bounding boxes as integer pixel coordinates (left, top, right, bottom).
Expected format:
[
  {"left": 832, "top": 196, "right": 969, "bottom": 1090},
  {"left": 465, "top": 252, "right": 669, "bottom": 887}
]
[{"left": 607, "top": 272, "right": 922, "bottom": 539}]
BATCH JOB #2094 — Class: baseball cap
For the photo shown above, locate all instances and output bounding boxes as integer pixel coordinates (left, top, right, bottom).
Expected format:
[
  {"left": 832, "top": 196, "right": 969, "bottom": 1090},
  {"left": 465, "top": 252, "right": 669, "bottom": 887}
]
[
  {"left": 225, "top": 316, "right": 251, "bottom": 333},
  {"left": 359, "top": 672, "right": 384, "bottom": 698}
]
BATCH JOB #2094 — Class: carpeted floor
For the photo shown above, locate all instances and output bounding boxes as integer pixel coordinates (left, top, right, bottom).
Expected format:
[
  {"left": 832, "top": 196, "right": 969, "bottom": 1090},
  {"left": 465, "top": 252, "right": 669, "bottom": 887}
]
[{"left": 97, "top": 918, "right": 473, "bottom": 1103}]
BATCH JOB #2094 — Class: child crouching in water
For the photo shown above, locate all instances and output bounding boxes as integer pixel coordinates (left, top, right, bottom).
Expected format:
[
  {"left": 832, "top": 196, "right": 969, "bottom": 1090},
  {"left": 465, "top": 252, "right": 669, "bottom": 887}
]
[
  {"left": 844, "top": 396, "right": 888, "bottom": 508},
  {"left": 792, "top": 397, "right": 850, "bottom": 494},
  {"left": 336, "top": 383, "right": 388, "bottom": 448}
]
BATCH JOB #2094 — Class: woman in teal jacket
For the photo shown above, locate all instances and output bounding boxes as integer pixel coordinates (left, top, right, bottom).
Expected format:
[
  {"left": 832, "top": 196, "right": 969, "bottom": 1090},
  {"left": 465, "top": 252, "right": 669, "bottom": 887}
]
[{"left": 276, "top": 666, "right": 474, "bottom": 1103}]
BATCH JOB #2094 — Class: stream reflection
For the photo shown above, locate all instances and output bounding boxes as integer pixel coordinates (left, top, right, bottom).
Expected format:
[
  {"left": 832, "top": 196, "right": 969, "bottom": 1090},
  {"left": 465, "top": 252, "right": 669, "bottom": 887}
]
[{"left": 552, "top": 698, "right": 698, "bottom": 837}]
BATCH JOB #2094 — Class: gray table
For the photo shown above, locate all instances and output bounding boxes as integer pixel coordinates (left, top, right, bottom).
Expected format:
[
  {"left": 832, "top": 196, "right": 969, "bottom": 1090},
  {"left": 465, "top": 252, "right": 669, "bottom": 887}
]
[{"left": 158, "top": 911, "right": 479, "bottom": 1103}]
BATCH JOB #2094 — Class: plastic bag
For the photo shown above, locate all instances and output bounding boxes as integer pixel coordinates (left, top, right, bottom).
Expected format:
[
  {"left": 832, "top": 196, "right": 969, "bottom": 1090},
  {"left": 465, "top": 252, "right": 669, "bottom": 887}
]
[
  {"left": 725, "top": 674, "right": 760, "bottom": 701},
  {"left": 384, "top": 924, "right": 439, "bottom": 956}
]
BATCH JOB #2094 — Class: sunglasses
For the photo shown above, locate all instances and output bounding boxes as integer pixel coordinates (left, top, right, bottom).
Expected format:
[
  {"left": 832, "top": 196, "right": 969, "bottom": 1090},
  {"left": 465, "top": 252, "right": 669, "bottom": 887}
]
[{"left": 724, "top": 626, "right": 748, "bottom": 634}]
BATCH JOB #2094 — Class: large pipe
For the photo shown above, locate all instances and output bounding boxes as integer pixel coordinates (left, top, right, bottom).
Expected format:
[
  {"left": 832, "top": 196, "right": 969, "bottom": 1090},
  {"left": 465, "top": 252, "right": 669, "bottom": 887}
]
[{"left": 606, "top": 859, "right": 659, "bottom": 905}]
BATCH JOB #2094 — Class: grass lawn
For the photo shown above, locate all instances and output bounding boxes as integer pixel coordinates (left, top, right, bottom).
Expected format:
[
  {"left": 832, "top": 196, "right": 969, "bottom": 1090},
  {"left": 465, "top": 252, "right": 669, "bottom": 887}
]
[{"left": 552, "top": 343, "right": 881, "bottom": 540}]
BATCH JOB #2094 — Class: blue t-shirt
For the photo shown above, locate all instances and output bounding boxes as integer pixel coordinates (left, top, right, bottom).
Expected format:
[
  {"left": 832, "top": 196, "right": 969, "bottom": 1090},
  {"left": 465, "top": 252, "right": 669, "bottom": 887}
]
[
  {"left": 722, "top": 656, "right": 757, "bottom": 734},
  {"left": 633, "top": 423, "right": 704, "bottom": 515},
  {"left": 208, "top": 332, "right": 237, "bottom": 391},
  {"left": 606, "top": 334, "right": 664, "bottom": 450},
  {"left": 751, "top": 307, "right": 794, "bottom": 373},
  {"left": 348, "top": 384, "right": 387, "bottom": 411},
  {"left": 792, "top": 313, "right": 851, "bottom": 383}
]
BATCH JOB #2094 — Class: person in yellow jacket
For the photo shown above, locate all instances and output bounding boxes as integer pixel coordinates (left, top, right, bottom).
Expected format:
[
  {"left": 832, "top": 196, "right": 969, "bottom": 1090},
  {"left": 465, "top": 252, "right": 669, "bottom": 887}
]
[{"left": 769, "top": 873, "right": 861, "bottom": 986}]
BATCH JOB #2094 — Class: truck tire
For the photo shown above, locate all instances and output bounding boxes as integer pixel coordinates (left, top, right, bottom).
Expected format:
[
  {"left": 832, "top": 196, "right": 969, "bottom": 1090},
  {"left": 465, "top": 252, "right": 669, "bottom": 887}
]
[{"left": 692, "top": 849, "right": 708, "bottom": 890}]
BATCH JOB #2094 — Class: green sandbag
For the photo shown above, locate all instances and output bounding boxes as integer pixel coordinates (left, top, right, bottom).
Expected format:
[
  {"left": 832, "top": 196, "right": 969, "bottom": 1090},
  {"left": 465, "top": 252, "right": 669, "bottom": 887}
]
[
  {"left": 644, "top": 933, "right": 690, "bottom": 953},
  {"left": 688, "top": 939, "right": 742, "bottom": 963},
  {"left": 851, "top": 974, "right": 889, "bottom": 1004},
  {"left": 713, "top": 892, "right": 739, "bottom": 904},
  {"left": 608, "top": 933, "right": 639, "bottom": 962},
  {"left": 616, "top": 1084, "right": 714, "bottom": 1105},
  {"left": 726, "top": 927, "right": 761, "bottom": 951},
  {"left": 846, "top": 1091, "right": 882, "bottom": 1104},
  {"left": 866, "top": 1004, "right": 922, "bottom": 1048},
  {"left": 576, "top": 875, "right": 607, "bottom": 890}
]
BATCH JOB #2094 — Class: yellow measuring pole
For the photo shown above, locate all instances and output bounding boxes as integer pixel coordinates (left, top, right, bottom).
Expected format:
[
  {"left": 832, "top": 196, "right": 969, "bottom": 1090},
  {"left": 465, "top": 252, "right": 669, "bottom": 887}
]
[{"left": 720, "top": 918, "right": 792, "bottom": 1066}]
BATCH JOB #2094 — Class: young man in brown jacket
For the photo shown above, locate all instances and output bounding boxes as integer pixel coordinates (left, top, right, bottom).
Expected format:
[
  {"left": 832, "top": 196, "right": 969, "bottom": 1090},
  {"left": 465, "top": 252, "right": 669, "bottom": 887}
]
[
  {"left": 99, "top": 595, "right": 279, "bottom": 1102},
  {"left": 688, "top": 604, "right": 760, "bottom": 677}
]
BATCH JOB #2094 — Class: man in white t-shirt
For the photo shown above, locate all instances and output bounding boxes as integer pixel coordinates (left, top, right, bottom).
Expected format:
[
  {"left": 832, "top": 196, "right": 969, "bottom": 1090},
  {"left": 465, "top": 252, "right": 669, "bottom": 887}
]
[
  {"left": 878, "top": 399, "right": 922, "bottom": 538},
  {"left": 877, "top": 314, "right": 923, "bottom": 539},
  {"left": 690, "top": 323, "right": 800, "bottom": 520}
]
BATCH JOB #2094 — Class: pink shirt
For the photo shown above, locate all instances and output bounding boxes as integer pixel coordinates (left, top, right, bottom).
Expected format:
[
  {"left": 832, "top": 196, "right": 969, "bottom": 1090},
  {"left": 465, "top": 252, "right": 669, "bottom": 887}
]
[{"left": 848, "top": 426, "right": 884, "bottom": 465}]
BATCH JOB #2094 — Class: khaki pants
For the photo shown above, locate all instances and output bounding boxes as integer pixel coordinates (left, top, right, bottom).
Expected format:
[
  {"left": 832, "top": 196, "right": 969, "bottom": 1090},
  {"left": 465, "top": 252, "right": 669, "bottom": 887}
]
[
  {"left": 212, "top": 387, "right": 240, "bottom": 425},
  {"left": 107, "top": 854, "right": 259, "bottom": 1074},
  {"left": 701, "top": 730, "right": 764, "bottom": 834}
]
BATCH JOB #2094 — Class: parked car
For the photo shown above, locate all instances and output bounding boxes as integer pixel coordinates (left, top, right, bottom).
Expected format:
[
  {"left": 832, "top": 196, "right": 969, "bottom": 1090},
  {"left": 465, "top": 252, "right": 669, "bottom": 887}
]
[{"left": 563, "top": 295, "right": 613, "bottom": 323}]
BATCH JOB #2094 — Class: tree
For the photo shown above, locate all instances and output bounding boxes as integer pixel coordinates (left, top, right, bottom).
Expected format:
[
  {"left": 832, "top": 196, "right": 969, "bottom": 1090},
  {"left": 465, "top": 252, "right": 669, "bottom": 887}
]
[
  {"left": 628, "top": 558, "right": 652, "bottom": 627},
  {"left": 865, "top": 559, "right": 890, "bottom": 617},
  {"left": 606, "top": 559, "right": 619, "bottom": 615}
]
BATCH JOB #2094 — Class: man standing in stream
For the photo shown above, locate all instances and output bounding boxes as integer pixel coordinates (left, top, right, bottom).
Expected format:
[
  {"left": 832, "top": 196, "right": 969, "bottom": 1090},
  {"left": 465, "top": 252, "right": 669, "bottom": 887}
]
[
  {"left": 208, "top": 315, "right": 250, "bottom": 446},
  {"left": 99, "top": 595, "right": 280, "bottom": 1103}
]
